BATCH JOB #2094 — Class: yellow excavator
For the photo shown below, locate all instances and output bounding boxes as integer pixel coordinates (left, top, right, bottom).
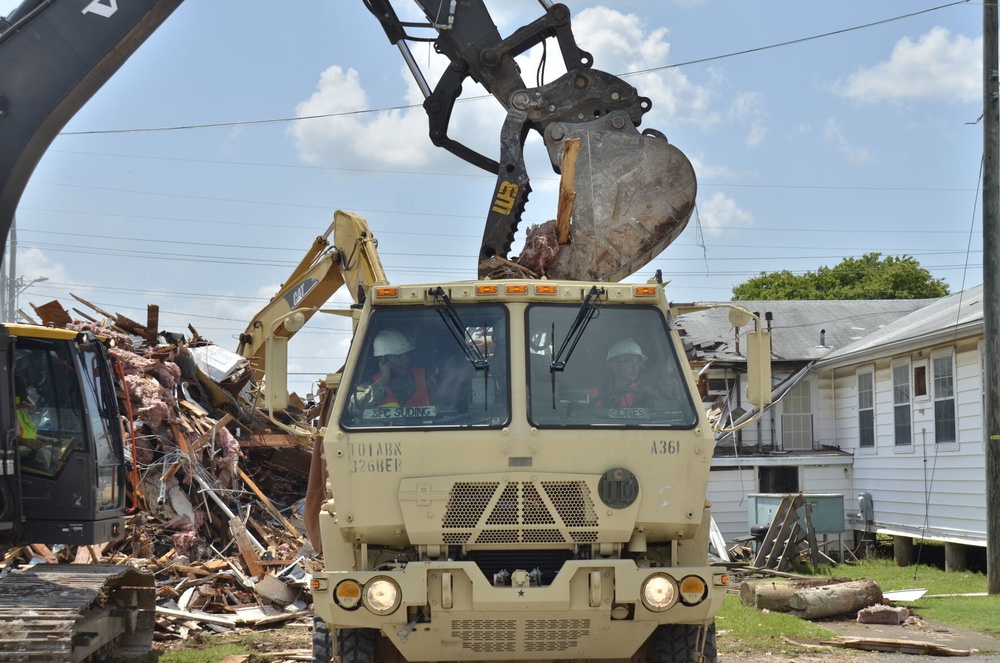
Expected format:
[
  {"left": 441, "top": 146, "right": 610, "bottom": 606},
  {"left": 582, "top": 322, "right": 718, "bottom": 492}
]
[{"left": 235, "top": 210, "right": 388, "bottom": 384}]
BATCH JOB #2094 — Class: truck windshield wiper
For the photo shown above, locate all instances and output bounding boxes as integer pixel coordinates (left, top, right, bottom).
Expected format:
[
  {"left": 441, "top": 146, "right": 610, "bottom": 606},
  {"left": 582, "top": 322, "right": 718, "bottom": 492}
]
[
  {"left": 428, "top": 287, "right": 490, "bottom": 371},
  {"left": 550, "top": 286, "right": 604, "bottom": 373}
]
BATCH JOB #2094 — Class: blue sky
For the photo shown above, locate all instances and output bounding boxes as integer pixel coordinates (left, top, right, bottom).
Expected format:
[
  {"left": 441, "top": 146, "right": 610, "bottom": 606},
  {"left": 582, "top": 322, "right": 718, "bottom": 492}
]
[{"left": 0, "top": 0, "right": 985, "bottom": 395}]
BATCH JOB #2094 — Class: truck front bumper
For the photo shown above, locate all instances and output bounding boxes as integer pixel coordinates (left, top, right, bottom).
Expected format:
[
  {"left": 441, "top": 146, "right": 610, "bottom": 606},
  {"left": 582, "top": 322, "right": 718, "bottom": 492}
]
[{"left": 313, "top": 560, "right": 727, "bottom": 661}]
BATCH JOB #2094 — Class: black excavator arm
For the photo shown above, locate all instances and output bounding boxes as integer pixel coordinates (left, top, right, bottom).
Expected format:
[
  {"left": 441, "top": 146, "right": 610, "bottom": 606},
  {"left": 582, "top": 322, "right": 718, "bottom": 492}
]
[
  {"left": 0, "top": 0, "right": 183, "bottom": 258},
  {"left": 364, "top": 0, "right": 698, "bottom": 281}
]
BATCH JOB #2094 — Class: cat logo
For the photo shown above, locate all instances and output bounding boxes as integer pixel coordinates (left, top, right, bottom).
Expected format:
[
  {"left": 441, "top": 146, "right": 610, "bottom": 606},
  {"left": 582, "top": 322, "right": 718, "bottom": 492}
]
[{"left": 82, "top": 0, "right": 118, "bottom": 18}]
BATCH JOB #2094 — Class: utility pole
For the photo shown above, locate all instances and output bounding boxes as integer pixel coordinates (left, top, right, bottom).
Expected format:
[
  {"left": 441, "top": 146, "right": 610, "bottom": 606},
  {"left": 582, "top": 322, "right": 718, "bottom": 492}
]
[{"left": 983, "top": 0, "right": 1000, "bottom": 595}]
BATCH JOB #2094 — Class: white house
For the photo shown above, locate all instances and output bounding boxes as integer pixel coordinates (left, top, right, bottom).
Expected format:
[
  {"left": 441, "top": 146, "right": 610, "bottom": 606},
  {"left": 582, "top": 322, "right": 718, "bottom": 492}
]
[{"left": 676, "top": 289, "right": 986, "bottom": 568}]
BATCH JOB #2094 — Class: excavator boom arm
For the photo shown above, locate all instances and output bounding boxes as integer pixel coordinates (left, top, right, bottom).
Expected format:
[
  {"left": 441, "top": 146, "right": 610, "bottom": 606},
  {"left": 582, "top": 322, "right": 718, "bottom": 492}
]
[
  {"left": 0, "top": 0, "right": 183, "bottom": 258},
  {"left": 236, "top": 211, "right": 387, "bottom": 381}
]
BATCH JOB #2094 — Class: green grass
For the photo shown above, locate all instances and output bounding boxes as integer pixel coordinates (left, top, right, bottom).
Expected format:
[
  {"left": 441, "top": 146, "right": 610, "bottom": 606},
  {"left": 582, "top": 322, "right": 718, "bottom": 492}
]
[
  {"left": 818, "top": 556, "right": 1000, "bottom": 637},
  {"left": 716, "top": 593, "right": 839, "bottom": 655},
  {"left": 720, "top": 555, "right": 1000, "bottom": 654}
]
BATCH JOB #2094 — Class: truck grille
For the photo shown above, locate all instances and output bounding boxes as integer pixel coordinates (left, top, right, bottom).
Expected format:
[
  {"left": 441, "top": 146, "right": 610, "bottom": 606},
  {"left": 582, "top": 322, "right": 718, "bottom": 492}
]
[
  {"left": 451, "top": 618, "right": 591, "bottom": 654},
  {"left": 442, "top": 480, "right": 598, "bottom": 544}
]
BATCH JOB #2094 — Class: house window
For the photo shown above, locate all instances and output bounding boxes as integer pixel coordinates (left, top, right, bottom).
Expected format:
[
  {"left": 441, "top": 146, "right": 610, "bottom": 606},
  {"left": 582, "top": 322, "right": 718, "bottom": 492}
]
[
  {"left": 933, "top": 352, "right": 956, "bottom": 444},
  {"left": 759, "top": 466, "right": 799, "bottom": 493},
  {"left": 781, "top": 381, "right": 812, "bottom": 450},
  {"left": 892, "top": 361, "right": 911, "bottom": 446},
  {"left": 858, "top": 368, "right": 875, "bottom": 448}
]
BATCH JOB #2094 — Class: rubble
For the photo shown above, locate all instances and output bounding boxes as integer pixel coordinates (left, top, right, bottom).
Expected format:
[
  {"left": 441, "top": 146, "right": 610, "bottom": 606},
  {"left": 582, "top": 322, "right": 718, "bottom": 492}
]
[{"left": 3, "top": 296, "right": 328, "bottom": 643}]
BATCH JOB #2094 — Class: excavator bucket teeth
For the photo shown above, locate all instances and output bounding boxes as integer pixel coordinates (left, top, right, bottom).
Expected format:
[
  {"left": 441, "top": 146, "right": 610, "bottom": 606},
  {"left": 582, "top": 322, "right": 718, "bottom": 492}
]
[{"left": 543, "top": 118, "right": 697, "bottom": 282}]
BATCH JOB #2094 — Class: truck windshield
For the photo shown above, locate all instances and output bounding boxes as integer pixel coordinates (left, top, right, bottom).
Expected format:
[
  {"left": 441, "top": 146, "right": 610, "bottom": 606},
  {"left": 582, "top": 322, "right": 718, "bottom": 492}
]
[
  {"left": 526, "top": 304, "right": 698, "bottom": 428},
  {"left": 341, "top": 304, "right": 509, "bottom": 429}
]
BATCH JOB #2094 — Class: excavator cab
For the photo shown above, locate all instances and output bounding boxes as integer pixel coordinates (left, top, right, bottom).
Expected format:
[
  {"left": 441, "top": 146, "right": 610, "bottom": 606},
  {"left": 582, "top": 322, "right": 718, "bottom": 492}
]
[{"left": 0, "top": 325, "right": 127, "bottom": 548}]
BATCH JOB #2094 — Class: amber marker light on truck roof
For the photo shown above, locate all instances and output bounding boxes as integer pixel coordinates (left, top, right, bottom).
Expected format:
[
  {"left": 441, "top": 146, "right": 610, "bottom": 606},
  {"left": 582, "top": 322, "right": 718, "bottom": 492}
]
[
  {"left": 534, "top": 284, "right": 558, "bottom": 295},
  {"left": 634, "top": 286, "right": 658, "bottom": 297},
  {"left": 476, "top": 284, "right": 499, "bottom": 295},
  {"left": 375, "top": 287, "right": 399, "bottom": 298},
  {"left": 505, "top": 284, "right": 528, "bottom": 295}
]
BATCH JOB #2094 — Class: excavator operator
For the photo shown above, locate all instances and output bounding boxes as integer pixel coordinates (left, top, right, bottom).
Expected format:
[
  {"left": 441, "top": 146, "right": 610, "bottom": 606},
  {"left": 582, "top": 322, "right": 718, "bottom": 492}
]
[{"left": 365, "top": 329, "right": 435, "bottom": 408}]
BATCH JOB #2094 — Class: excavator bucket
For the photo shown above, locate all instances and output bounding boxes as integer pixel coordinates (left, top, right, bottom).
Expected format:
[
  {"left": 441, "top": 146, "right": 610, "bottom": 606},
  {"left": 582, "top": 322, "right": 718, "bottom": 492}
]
[{"left": 542, "top": 116, "right": 697, "bottom": 282}]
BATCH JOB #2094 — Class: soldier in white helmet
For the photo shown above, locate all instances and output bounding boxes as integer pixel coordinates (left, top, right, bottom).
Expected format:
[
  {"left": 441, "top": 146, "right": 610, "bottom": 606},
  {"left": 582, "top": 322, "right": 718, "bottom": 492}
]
[
  {"left": 366, "top": 328, "right": 435, "bottom": 408},
  {"left": 588, "top": 338, "right": 655, "bottom": 409}
]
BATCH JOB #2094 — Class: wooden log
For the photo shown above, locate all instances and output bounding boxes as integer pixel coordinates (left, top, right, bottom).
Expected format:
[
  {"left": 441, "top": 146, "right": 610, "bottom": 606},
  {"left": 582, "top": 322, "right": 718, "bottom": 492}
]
[
  {"left": 739, "top": 578, "right": 791, "bottom": 606},
  {"left": 789, "top": 578, "right": 883, "bottom": 620},
  {"left": 740, "top": 577, "right": 847, "bottom": 611}
]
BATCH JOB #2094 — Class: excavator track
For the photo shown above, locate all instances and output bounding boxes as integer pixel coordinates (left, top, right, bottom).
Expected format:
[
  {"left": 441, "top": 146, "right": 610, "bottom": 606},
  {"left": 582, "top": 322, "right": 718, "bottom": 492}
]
[{"left": 0, "top": 565, "right": 155, "bottom": 663}]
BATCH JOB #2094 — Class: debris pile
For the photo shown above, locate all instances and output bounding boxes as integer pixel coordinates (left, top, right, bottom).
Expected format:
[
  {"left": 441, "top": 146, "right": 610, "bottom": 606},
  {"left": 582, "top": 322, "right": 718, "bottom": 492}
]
[{"left": 4, "top": 296, "right": 329, "bottom": 641}]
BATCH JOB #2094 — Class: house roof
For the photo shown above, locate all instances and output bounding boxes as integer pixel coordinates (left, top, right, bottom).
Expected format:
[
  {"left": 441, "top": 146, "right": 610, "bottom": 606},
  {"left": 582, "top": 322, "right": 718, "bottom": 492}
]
[
  {"left": 675, "top": 298, "right": 933, "bottom": 363},
  {"left": 814, "top": 285, "right": 984, "bottom": 368}
]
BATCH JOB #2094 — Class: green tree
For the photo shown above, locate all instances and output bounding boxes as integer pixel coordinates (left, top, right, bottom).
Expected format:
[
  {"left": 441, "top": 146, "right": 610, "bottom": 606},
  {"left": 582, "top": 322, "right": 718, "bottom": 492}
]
[{"left": 732, "top": 253, "right": 949, "bottom": 301}]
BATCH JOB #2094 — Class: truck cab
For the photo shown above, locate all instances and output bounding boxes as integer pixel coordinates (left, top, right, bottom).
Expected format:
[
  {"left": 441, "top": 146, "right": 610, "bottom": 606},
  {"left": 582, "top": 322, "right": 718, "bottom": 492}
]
[{"left": 311, "top": 280, "right": 732, "bottom": 662}]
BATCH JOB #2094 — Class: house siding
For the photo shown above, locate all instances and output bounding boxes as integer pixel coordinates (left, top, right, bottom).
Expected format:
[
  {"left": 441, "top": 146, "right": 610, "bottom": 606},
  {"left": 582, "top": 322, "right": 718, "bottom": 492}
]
[
  {"left": 706, "top": 461, "right": 852, "bottom": 549},
  {"left": 817, "top": 338, "right": 986, "bottom": 546}
]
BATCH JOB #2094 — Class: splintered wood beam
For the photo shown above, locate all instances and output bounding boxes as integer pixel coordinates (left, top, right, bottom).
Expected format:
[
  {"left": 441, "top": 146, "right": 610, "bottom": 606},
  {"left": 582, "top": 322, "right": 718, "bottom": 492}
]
[
  {"left": 238, "top": 465, "right": 304, "bottom": 540},
  {"left": 229, "top": 516, "right": 264, "bottom": 578},
  {"left": 71, "top": 307, "right": 99, "bottom": 323},
  {"left": 556, "top": 137, "right": 581, "bottom": 245},
  {"left": 147, "top": 304, "right": 159, "bottom": 346},
  {"left": 71, "top": 292, "right": 116, "bottom": 319}
]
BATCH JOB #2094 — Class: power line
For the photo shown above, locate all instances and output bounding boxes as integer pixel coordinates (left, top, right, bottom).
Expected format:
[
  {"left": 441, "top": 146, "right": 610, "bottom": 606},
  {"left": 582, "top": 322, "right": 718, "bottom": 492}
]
[{"left": 50, "top": 3, "right": 970, "bottom": 136}]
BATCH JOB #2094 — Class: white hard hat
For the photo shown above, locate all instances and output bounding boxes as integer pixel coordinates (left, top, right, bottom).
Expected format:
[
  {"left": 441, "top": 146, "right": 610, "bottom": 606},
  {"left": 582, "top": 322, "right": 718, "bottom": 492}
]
[
  {"left": 607, "top": 338, "right": 647, "bottom": 361},
  {"left": 373, "top": 329, "right": 415, "bottom": 357}
]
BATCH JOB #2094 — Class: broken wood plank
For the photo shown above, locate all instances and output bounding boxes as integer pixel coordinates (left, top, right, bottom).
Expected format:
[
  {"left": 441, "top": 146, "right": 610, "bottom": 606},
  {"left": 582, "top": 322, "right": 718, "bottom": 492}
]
[
  {"left": 556, "top": 137, "right": 580, "bottom": 245},
  {"left": 70, "top": 292, "right": 115, "bottom": 319},
  {"left": 229, "top": 516, "right": 264, "bottom": 578},
  {"left": 822, "top": 636, "right": 974, "bottom": 657},
  {"left": 30, "top": 543, "right": 59, "bottom": 563},
  {"left": 31, "top": 299, "right": 73, "bottom": 327},
  {"left": 190, "top": 414, "right": 234, "bottom": 455},
  {"left": 156, "top": 606, "right": 236, "bottom": 627},
  {"left": 146, "top": 304, "right": 159, "bottom": 347},
  {"left": 238, "top": 466, "right": 303, "bottom": 539}
]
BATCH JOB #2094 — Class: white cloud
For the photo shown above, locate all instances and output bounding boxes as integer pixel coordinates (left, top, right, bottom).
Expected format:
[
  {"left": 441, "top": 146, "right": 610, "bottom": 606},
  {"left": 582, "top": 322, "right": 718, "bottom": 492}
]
[
  {"left": 728, "top": 92, "right": 767, "bottom": 148},
  {"left": 290, "top": 5, "right": 719, "bottom": 172},
  {"left": 17, "top": 247, "right": 70, "bottom": 285},
  {"left": 290, "top": 66, "right": 438, "bottom": 169},
  {"left": 824, "top": 118, "right": 872, "bottom": 165},
  {"left": 567, "top": 7, "right": 715, "bottom": 129},
  {"left": 697, "top": 192, "right": 753, "bottom": 238},
  {"left": 836, "top": 26, "right": 980, "bottom": 104}
]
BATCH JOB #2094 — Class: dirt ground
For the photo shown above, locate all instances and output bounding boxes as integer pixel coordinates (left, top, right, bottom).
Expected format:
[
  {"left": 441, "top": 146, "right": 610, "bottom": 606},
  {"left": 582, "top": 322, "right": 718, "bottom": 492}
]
[{"left": 150, "top": 611, "right": 1000, "bottom": 663}]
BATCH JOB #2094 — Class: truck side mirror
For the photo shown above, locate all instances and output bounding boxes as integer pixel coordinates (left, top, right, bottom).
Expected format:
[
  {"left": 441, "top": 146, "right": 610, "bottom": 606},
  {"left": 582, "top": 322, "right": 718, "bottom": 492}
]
[{"left": 745, "top": 330, "right": 772, "bottom": 406}]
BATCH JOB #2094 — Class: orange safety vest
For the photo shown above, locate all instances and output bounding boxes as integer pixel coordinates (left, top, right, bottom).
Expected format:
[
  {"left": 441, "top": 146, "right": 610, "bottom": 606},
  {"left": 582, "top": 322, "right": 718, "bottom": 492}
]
[
  {"left": 589, "top": 381, "right": 641, "bottom": 409},
  {"left": 375, "top": 367, "right": 433, "bottom": 407}
]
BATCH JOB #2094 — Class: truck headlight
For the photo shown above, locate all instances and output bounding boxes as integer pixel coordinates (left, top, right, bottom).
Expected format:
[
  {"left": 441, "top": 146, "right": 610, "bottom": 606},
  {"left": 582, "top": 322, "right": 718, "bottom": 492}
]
[
  {"left": 641, "top": 573, "right": 677, "bottom": 611},
  {"left": 363, "top": 577, "right": 401, "bottom": 615}
]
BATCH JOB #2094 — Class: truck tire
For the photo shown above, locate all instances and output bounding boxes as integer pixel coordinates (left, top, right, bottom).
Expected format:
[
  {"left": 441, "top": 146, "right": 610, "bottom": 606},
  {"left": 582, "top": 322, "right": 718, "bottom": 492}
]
[
  {"left": 337, "top": 627, "right": 378, "bottom": 663},
  {"left": 312, "top": 615, "right": 333, "bottom": 663},
  {"left": 643, "top": 622, "right": 717, "bottom": 663}
]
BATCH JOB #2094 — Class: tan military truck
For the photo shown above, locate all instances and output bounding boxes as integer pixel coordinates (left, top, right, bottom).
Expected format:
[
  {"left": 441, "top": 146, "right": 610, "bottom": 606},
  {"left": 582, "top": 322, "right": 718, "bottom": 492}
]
[{"left": 304, "top": 279, "right": 770, "bottom": 663}]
